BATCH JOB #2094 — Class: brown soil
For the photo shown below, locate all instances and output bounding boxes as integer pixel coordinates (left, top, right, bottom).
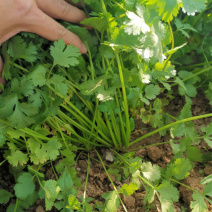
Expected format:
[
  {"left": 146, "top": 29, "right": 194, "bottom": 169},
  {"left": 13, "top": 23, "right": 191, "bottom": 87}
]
[{"left": 0, "top": 90, "right": 212, "bottom": 212}]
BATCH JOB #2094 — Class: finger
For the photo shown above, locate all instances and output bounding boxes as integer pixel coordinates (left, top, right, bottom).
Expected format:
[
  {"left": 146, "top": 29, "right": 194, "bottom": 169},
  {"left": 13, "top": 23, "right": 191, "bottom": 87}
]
[
  {"left": 36, "top": 0, "right": 87, "bottom": 23},
  {"left": 28, "top": 10, "right": 87, "bottom": 53},
  {"left": 65, "top": 0, "right": 83, "bottom": 8},
  {"left": 0, "top": 56, "right": 5, "bottom": 86}
]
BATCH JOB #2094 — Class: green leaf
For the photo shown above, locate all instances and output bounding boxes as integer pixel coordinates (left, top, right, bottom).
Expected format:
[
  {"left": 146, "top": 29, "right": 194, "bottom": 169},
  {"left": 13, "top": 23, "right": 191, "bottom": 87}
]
[
  {"left": 81, "top": 16, "right": 108, "bottom": 33},
  {"left": 175, "top": 18, "right": 197, "bottom": 38},
  {"left": 145, "top": 84, "right": 160, "bottom": 100},
  {"left": 48, "top": 75, "right": 68, "bottom": 97},
  {"left": 164, "top": 158, "right": 192, "bottom": 180},
  {"left": 119, "top": 182, "right": 139, "bottom": 196},
  {"left": 19, "top": 192, "right": 39, "bottom": 209},
  {"left": 50, "top": 39, "right": 80, "bottom": 67},
  {"left": 28, "top": 65, "right": 47, "bottom": 87},
  {"left": 201, "top": 175, "right": 212, "bottom": 185},
  {"left": 6, "top": 204, "right": 24, "bottom": 212},
  {"left": 140, "top": 162, "right": 161, "bottom": 182},
  {"left": 124, "top": 5, "right": 150, "bottom": 35},
  {"left": 205, "top": 82, "right": 212, "bottom": 105},
  {"left": 179, "top": 83, "right": 197, "bottom": 97},
  {"left": 203, "top": 181, "right": 212, "bottom": 197},
  {"left": 157, "top": 0, "right": 182, "bottom": 22},
  {"left": 8, "top": 36, "right": 37, "bottom": 62},
  {"left": 44, "top": 180, "right": 60, "bottom": 211},
  {"left": 104, "top": 191, "right": 120, "bottom": 212},
  {"left": 58, "top": 167, "right": 74, "bottom": 196},
  {"left": 7, "top": 150, "right": 28, "bottom": 167},
  {"left": 6, "top": 128, "right": 25, "bottom": 139},
  {"left": 153, "top": 98, "right": 163, "bottom": 113},
  {"left": 66, "top": 194, "right": 81, "bottom": 210},
  {"left": 9, "top": 102, "right": 37, "bottom": 129},
  {"left": 34, "top": 138, "right": 62, "bottom": 163},
  {"left": 42, "top": 138, "right": 62, "bottom": 161},
  {"left": 156, "top": 180, "right": 179, "bottom": 202},
  {"left": 204, "top": 122, "right": 212, "bottom": 148},
  {"left": 190, "top": 190, "right": 207, "bottom": 212},
  {"left": 186, "top": 146, "right": 202, "bottom": 162},
  {"left": 0, "top": 129, "right": 6, "bottom": 148},
  {"left": 14, "top": 173, "right": 35, "bottom": 200},
  {"left": 182, "top": 0, "right": 207, "bottom": 15},
  {"left": 0, "top": 189, "right": 13, "bottom": 204}
]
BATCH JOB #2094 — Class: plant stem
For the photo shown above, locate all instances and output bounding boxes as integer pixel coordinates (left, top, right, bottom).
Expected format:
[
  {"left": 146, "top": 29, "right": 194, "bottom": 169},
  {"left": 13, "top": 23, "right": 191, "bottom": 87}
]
[
  {"left": 130, "top": 113, "right": 212, "bottom": 146},
  {"left": 171, "top": 67, "right": 212, "bottom": 87},
  {"left": 82, "top": 154, "right": 90, "bottom": 211},
  {"left": 115, "top": 51, "right": 131, "bottom": 147}
]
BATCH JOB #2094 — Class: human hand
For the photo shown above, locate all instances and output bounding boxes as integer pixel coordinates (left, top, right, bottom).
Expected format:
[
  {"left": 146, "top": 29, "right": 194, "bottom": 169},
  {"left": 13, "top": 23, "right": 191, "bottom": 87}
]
[{"left": 0, "top": 0, "right": 88, "bottom": 86}]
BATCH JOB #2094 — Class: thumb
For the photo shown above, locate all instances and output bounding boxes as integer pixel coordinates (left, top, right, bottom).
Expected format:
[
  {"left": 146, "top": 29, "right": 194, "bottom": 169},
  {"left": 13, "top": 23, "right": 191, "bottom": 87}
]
[{"left": 0, "top": 56, "right": 5, "bottom": 86}]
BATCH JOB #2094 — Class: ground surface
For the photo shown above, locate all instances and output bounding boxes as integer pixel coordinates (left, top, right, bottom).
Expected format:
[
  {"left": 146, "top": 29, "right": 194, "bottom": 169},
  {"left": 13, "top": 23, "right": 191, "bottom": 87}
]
[{"left": 0, "top": 89, "right": 212, "bottom": 212}]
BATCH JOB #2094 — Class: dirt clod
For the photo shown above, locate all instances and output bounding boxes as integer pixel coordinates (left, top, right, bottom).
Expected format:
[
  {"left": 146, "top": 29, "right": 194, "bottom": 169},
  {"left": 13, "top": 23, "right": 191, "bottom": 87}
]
[
  {"left": 147, "top": 146, "right": 163, "bottom": 162},
  {"left": 204, "top": 161, "right": 212, "bottom": 175},
  {"left": 122, "top": 195, "right": 136, "bottom": 207},
  {"left": 179, "top": 176, "right": 204, "bottom": 204},
  {"left": 36, "top": 206, "right": 45, "bottom": 212}
]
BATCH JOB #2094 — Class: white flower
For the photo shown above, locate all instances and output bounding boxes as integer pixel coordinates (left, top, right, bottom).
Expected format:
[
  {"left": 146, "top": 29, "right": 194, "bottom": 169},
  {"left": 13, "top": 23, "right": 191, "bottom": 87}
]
[
  {"left": 162, "top": 54, "right": 167, "bottom": 61},
  {"left": 136, "top": 47, "right": 153, "bottom": 61},
  {"left": 171, "top": 69, "right": 177, "bottom": 76},
  {"left": 141, "top": 73, "right": 151, "bottom": 84},
  {"left": 124, "top": 8, "right": 150, "bottom": 35}
]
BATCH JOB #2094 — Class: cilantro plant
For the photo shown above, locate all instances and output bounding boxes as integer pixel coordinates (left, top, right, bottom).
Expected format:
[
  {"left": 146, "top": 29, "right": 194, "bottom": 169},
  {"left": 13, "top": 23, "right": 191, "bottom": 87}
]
[{"left": 0, "top": 0, "right": 212, "bottom": 211}]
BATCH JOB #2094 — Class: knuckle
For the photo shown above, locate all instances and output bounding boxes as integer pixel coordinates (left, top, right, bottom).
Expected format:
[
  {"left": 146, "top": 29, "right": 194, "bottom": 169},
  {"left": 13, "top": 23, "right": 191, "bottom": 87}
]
[
  {"left": 14, "top": 0, "right": 34, "bottom": 17},
  {"left": 56, "top": 25, "right": 67, "bottom": 39}
]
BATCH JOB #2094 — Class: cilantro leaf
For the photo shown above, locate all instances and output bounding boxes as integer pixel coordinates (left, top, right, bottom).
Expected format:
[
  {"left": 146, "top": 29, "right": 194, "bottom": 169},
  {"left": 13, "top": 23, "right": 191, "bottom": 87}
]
[
  {"left": 9, "top": 102, "right": 37, "bottom": 129},
  {"left": 119, "top": 182, "right": 139, "bottom": 196},
  {"left": 203, "top": 181, "right": 212, "bottom": 197},
  {"left": 66, "top": 195, "right": 81, "bottom": 210},
  {"left": 44, "top": 180, "right": 60, "bottom": 211},
  {"left": 47, "top": 75, "right": 68, "bottom": 97},
  {"left": 50, "top": 39, "right": 80, "bottom": 67},
  {"left": 28, "top": 65, "right": 47, "bottom": 87},
  {"left": 58, "top": 167, "right": 75, "bottom": 196},
  {"left": 145, "top": 84, "right": 160, "bottom": 100},
  {"left": 81, "top": 16, "right": 107, "bottom": 33},
  {"left": 156, "top": 180, "right": 179, "bottom": 206},
  {"left": 175, "top": 18, "right": 198, "bottom": 38},
  {"left": 7, "top": 150, "right": 28, "bottom": 166},
  {"left": 103, "top": 191, "right": 120, "bottom": 212},
  {"left": 0, "top": 189, "right": 13, "bottom": 204},
  {"left": 125, "top": 5, "right": 150, "bottom": 35},
  {"left": 140, "top": 162, "right": 161, "bottom": 182},
  {"left": 8, "top": 36, "right": 37, "bottom": 62},
  {"left": 186, "top": 146, "right": 202, "bottom": 162},
  {"left": 205, "top": 82, "right": 212, "bottom": 105},
  {"left": 14, "top": 173, "right": 35, "bottom": 200},
  {"left": 164, "top": 158, "right": 192, "bottom": 180},
  {"left": 182, "top": 0, "right": 207, "bottom": 15},
  {"left": 0, "top": 129, "right": 6, "bottom": 148},
  {"left": 190, "top": 190, "right": 207, "bottom": 212},
  {"left": 157, "top": 0, "right": 182, "bottom": 22},
  {"left": 204, "top": 122, "right": 212, "bottom": 148}
]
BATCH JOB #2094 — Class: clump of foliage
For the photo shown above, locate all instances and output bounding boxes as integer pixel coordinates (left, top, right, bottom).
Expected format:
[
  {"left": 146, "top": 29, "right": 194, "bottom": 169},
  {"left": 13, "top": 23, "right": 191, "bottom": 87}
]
[{"left": 0, "top": 0, "right": 212, "bottom": 211}]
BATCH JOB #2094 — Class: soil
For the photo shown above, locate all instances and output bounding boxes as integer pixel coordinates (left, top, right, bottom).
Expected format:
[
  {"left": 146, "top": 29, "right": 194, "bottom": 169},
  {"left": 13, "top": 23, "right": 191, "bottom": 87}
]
[{"left": 0, "top": 89, "right": 212, "bottom": 212}]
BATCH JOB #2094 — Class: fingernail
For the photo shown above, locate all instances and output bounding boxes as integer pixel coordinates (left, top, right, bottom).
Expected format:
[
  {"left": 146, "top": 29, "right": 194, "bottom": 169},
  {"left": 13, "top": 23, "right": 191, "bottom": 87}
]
[{"left": 82, "top": 43, "right": 87, "bottom": 53}]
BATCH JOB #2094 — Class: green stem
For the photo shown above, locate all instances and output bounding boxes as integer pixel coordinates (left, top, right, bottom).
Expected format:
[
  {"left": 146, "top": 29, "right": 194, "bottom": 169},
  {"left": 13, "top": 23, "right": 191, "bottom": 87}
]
[
  {"left": 115, "top": 51, "right": 130, "bottom": 147},
  {"left": 130, "top": 113, "right": 212, "bottom": 146},
  {"left": 82, "top": 154, "right": 90, "bottom": 211},
  {"left": 95, "top": 149, "right": 128, "bottom": 212},
  {"left": 171, "top": 67, "right": 212, "bottom": 87}
]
